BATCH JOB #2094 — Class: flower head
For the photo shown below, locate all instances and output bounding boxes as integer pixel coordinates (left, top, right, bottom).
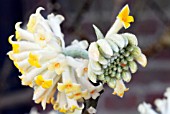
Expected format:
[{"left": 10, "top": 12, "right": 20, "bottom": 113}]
[
  {"left": 7, "top": 7, "right": 103, "bottom": 113},
  {"left": 88, "top": 30, "right": 147, "bottom": 97},
  {"left": 88, "top": 5, "right": 146, "bottom": 98}
]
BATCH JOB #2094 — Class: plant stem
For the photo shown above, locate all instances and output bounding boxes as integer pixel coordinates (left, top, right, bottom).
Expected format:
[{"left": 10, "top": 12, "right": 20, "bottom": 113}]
[{"left": 63, "top": 46, "right": 89, "bottom": 59}]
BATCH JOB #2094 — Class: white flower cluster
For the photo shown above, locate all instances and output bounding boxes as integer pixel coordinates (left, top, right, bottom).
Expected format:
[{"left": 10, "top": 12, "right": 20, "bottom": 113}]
[
  {"left": 88, "top": 5, "right": 147, "bottom": 97},
  {"left": 138, "top": 87, "right": 170, "bottom": 114},
  {"left": 7, "top": 4, "right": 147, "bottom": 114},
  {"left": 8, "top": 7, "right": 103, "bottom": 113}
]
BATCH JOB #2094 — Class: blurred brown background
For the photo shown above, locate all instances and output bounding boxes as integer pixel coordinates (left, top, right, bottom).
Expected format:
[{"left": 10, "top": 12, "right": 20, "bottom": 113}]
[{"left": 0, "top": 0, "right": 170, "bottom": 114}]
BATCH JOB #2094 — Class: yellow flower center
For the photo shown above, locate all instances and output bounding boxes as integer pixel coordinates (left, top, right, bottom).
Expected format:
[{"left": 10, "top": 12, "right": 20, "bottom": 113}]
[
  {"left": 54, "top": 63, "right": 60, "bottom": 68},
  {"left": 58, "top": 81, "right": 81, "bottom": 94},
  {"left": 122, "top": 17, "right": 127, "bottom": 22},
  {"left": 75, "top": 92, "right": 81, "bottom": 96},
  {"left": 83, "top": 67, "right": 88, "bottom": 72},
  {"left": 90, "top": 90, "right": 96, "bottom": 94},
  {"left": 66, "top": 84, "right": 73, "bottom": 88},
  {"left": 39, "top": 34, "right": 46, "bottom": 41}
]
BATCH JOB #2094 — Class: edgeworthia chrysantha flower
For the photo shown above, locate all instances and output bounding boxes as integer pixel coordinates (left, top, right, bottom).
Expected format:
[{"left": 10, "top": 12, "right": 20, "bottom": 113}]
[
  {"left": 138, "top": 87, "right": 170, "bottom": 114},
  {"left": 7, "top": 4, "right": 146, "bottom": 114},
  {"left": 88, "top": 4, "right": 147, "bottom": 98},
  {"left": 7, "top": 7, "right": 103, "bottom": 113}
]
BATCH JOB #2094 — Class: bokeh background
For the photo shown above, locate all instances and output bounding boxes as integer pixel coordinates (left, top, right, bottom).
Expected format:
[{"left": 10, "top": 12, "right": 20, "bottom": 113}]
[{"left": 0, "top": 0, "right": 170, "bottom": 114}]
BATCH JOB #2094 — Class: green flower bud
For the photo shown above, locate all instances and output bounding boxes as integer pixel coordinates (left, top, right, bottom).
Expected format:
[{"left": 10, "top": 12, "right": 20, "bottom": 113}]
[
  {"left": 116, "top": 73, "right": 121, "bottom": 79},
  {"left": 122, "top": 72, "right": 131, "bottom": 82},
  {"left": 131, "top": 46, "right": 141, "bottom": 57},
  {"left": 107, "top": 79, "right": 116, "bottom": 88},
  {"left": 111, "top": 72, "right": 116, "bottom": 77},
  {"left": 129, "top": 61, "right": 137, "bottom": 73},
  {"left": 105, "top": 76, "right": 111, "bottom": 82}
]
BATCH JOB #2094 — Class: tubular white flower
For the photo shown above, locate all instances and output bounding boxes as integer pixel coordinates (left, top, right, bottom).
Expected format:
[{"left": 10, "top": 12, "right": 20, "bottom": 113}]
[
  {"left": 65, "top": 56, "right": 89, "bottom": 77},
  {"left": 15, "top": 22, "right": 34, "bottom": 41},
  {"left": 27, "top": 7, "right": 49, "bottom": 33},
  {"left": 8, "top": 51, "right": 30, "bottom": 62},
  {"left": 112, "top": 80, "right": 129, "bottom": 98},
  {"left": 58, "top": 67, "right": 81, "bottom": 94},
  {"left": 47, "top": 14, "right": 65, "bottom": 48},
  {"left": 105, "top": 5, "right": 134, "bottom": 38},
  {"left": 105, "top": 19, "right": 123, "bottom": 38},
  {"left": 75, "top": 76, "right": 103, "bottom": 100},
  {"left": 51, "top": 92, "right": 83, "bottom": 113}
]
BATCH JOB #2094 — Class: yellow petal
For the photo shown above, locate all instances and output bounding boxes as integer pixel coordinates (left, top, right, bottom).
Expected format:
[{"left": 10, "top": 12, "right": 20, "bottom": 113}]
[
  {"left": 12, "top": 44, "right": 20, "bottom": 53},
  {"left": 123, "top": 22, "right": 130, "bottom": 29},
  {"left": 117, "top": 4, "right": 134, "bottom": 29},
  {"left": 28, "top": 53, "right": 41, "bottom": 68},
  {"left": 70, "top": 105, "right": 78, "bottom": 112},
  {"left": 127, "top": 16, "right": 134, "bottom": 22},
  {"left": 59, "top": 108, "right": 67, "bottom": 113},
  {"left": 42, "top": 79, "right": 53, "bottom": 89},
  {"left": 118, "top": 4, "right": 130, "bottom": 19},
  {"left": 35, "top": 75, "right": 44, "bottom": 86}
]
